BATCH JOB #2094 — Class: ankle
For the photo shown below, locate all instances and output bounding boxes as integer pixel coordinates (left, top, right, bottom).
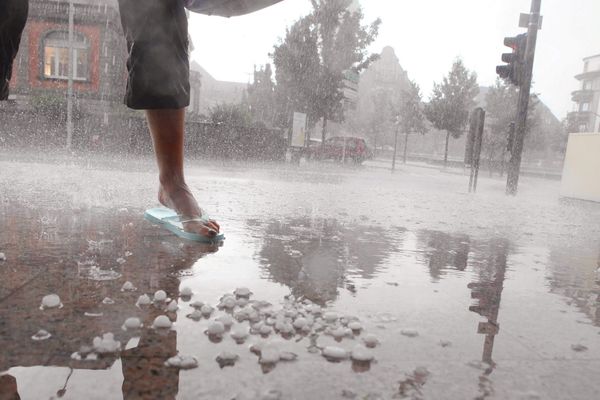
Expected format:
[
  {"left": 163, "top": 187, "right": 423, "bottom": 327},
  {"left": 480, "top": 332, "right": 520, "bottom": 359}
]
[{"left": 159, "top": 174, "right": 186, "bottom": 190}]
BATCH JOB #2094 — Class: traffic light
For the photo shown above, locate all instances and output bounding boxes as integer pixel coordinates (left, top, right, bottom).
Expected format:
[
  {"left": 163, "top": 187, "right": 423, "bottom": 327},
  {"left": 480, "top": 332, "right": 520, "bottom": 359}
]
[{"left": 496, "top": 33, "right": 527, "bottom": 86}]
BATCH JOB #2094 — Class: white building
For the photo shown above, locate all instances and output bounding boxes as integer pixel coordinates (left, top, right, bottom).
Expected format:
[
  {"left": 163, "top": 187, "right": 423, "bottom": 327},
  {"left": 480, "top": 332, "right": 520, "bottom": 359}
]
[{"left": 569, "top": 54, "right": 600, "bottom": 133}]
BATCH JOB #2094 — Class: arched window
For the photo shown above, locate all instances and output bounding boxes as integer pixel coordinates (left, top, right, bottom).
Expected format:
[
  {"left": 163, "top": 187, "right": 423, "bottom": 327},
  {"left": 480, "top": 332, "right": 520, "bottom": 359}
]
[{"left": 43, "top": 31, "right": 89, "bottom": 81}]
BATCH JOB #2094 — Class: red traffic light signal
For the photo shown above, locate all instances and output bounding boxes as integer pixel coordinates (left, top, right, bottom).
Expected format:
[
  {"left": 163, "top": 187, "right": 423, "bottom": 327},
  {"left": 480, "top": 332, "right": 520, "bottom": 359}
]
[{"left": 496, "top": 33, "right": 527, "bottom": 86}]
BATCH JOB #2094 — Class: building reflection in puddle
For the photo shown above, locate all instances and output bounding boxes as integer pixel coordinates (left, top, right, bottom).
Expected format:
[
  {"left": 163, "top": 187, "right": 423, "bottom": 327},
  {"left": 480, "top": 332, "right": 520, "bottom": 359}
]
[
  {"left": 252, "top": 216, "right": 398, "bottom": 303},
  {"left": 0, "top": 206, "right": 219, "bottom": 399}
]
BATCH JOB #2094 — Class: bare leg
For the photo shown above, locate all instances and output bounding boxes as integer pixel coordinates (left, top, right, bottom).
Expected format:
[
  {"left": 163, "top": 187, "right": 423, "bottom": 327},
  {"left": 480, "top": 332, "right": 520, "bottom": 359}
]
[{"left": 145, "top": 108, "right": 220, "bottom": 237}]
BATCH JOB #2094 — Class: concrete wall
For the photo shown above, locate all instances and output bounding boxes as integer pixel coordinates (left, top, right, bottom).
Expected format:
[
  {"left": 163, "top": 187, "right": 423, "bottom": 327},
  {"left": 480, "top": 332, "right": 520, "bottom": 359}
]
[{"left": 560, "top": 133, "right": 600, "bottom": 202}]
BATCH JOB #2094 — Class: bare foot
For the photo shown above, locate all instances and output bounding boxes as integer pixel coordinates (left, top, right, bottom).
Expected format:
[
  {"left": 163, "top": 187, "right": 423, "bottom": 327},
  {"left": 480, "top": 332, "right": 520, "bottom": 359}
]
[{"left": 158, "top": 183, "right": 220, "bottom": 237}]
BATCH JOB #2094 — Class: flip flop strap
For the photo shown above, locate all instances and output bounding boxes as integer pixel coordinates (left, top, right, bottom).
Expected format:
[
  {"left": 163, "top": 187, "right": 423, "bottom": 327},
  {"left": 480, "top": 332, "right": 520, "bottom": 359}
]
[{"left": 162, "top": 215, "right": 210, "bottom": 224}]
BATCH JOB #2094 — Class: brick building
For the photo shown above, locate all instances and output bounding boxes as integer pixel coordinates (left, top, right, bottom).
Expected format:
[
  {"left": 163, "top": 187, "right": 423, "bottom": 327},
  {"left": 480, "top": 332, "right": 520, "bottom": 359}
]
[
  {"left": 3, "top": 0, "right": 202, "bottom": 149},
  {"left": 8, "top": 0, "right": 127, "bottom": 119}
]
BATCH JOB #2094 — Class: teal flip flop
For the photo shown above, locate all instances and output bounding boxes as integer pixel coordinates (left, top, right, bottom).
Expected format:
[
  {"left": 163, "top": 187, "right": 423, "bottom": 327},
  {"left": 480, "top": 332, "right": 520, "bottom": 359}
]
[{"left": 144, "top": 207, "right": 225, "bottom": 243}]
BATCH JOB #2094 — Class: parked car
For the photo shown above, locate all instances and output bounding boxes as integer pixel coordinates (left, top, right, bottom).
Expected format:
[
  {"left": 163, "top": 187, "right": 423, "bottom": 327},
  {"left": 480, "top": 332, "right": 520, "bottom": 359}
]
[{"left": 313, "top": 136, "right": 373, "bottom": 164}]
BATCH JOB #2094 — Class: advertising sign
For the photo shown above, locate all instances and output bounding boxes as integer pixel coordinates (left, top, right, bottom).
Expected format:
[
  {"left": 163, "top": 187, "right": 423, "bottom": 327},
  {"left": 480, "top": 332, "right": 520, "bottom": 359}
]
[{"left": 291, "top": 112, "right": 307, "bottom": 148}]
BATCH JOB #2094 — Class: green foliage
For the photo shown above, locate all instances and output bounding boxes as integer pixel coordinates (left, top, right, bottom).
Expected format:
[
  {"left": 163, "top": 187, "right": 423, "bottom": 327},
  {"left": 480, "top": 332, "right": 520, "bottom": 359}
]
[
  {"left": 30, "top": 93, "right": 66, "bottom": 118},
  {"left": 208, "top": 103, "right": 253, "bottom": 127},
  {"left": 425, "top": 58, "right": 479, "bottom": 139},
  {"left": 247, "top": 64, "right": 276, "bottom": 126},
  {"left": 271, "top": 16, "right": 320, "bottom": 126},
  {"left": 272, "top": 0, "right": 381, "bottom": 131},
  {"left": 397, "top": 80, "right": 427, "bottom": 136},
  {"left": 484, "top": 79, "right": 566, "bottom": 164}
]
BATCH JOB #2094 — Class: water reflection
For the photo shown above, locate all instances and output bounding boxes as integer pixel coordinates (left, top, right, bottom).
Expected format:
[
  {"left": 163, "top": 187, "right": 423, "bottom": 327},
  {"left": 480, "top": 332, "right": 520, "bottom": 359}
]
[
  {"left": 0, "top": 205, "right": 218, "bottom": 399},
  {"left": 253, "top": 217, "right": 397, "bottom": 303},
  {"left": 547, "top": 244, "right": 600, "bottom": 327},
  {"left": 415, "top": 230, "right": 471, "bottom": 281},
  {"left": 419, "top": 231, "right": 509, "bottom": 385}
]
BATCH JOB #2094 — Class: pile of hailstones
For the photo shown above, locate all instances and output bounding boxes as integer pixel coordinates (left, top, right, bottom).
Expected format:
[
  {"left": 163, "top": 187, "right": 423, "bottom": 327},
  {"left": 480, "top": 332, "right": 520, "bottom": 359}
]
[{"left": 39, "top": 285, "right": 380, "bottom": 370}]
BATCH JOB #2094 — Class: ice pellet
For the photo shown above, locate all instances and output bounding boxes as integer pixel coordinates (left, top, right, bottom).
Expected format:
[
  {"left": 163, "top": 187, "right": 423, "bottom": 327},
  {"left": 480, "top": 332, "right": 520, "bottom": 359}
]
[
  {"left": 123, "top": 317, "right": 142, "bottom": 330},
  {"left": 216, "top": 314, "right": 234, "bottom": 328},
  {"left": 180, "top": 286, "right": 193, "bottom": 297},
  {"left": 324, "top": 312, "right": 338, "bottom": 323},
  {"left": 259, "top": 325, "right": 273, "bottom": 335},
  {"left": 102, "top": 297, "right": 115, "bottom": 305},
  {"left": 84, "top": 312, "right": 103, "bottom": 317},
  {"left": 31, "top": 329, "right": 52, "bottom": 341},
  {"left": 93, "top": 333, "right": 121, "bottom": 353},
  {"left": 234, "top": 287, "right": 252, "bottom": 298},
  {"left": 121, "top": 281, "right": 136, "bottom": 291},
  {"left": 259, "top": 344, "right": 280, "bottom": 364},
  {"left": 190, "top": 301, "right": 204, "bottom": 309},
  {"left": 165, "top": 355, "right": 198, "bottom": 369},
  {"left": 293, "top": 317, "right": 308, "bottom": 329},
  {"left": 207, "top": 321, "right": 226, "bottom": 336},
  {"left": 0, "top": 252, "right": 6, "bottom": 261},
  {"left": 167, "top": 300, "right": 178, "bottom": 312},
  {"left": 401, "top": 329, "right": 419, "bottom": 338},
  {"left": 152, "top": 315, "right": 172, "bottom": 329},
  {"left": 187, "top": 309, "right": 203, "bottom": 321},
  {"left": 351, "top": 344, "right": 374, "bottom": 362},
  {"left": 154, "top": 290, "right": 167, "bottom": 302},
  {"left": 279, "top": 351, "right": 298, "bottom": 362},
  {"left": 200, "top": 304, "right": 214, "bottom": 317},
  {"left": 348, "top": 321, "right": 363, "bottom": 332},
  {"left": 136, "top": 294, "right": 151, "bottom": 306},
  {"left": 363, "top": 334, "right": 380, "bottom": 348},
  {"left": 219, "top": 296, "right": 236, "bottom": 309},
  {"left": 330, "top": 326, "right": 351, "bottom": 339},
  {"left": 41, "top": 294, "right": 62, "bottom": 309},
  {"left": 322, "top": 346, "right": 348, "bottom": 361},
  {"left": 230, "top": 324, "right": 249, "bottom": 341},
  {"left": 216, "top": 351, "right": 239, "bottom": 368}
]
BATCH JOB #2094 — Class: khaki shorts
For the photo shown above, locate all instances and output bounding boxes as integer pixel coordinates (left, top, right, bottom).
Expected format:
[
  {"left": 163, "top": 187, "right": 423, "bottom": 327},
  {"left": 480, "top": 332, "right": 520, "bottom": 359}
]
[{"left": 117, "top": 0, "right": 190, "bottom": 110}]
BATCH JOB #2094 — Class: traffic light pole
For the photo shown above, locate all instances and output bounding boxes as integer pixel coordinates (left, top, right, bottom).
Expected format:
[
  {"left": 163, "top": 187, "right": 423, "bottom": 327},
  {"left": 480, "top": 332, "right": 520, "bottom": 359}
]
[{"left": 506, "top": 0, "right": 541, "bottom": 196}]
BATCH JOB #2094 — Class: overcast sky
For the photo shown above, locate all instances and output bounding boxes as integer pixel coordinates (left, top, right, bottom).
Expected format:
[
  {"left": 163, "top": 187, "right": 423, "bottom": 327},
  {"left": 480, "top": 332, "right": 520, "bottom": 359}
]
[{"left": 188, "top": 0, "right": 600, "bottom": 120}]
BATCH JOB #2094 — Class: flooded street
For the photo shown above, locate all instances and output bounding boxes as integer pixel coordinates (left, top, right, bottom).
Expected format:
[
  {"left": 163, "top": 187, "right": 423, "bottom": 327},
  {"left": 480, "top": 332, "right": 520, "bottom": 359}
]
[{"left": 1, "top": 154, "right": 599, "bottom": 400}]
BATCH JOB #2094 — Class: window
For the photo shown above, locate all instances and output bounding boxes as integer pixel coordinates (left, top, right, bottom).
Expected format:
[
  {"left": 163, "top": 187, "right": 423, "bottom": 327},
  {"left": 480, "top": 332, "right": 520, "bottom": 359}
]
[
  {"left": 43, "top": 31, "right": 89, "bottom": 81},
  {"left": 580, "top": 102, "right": 590, "bottom": 112},
  {"left": 583, "top": 80, "right": 592, "bottom": 90}
]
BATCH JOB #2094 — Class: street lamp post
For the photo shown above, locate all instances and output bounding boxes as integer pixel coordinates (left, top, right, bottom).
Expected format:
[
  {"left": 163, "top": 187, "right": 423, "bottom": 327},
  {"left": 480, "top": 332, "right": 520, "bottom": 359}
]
[
  {"left": 391, "top": 117, "right": 400, "bottom": 172},
  {"left": 66, "top": 0, "right": 74, "bottom": 150}
]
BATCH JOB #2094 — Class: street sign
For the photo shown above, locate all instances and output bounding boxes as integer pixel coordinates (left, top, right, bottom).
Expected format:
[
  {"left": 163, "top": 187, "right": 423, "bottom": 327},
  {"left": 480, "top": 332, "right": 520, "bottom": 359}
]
[
  {"left": 291, "top": 112, "right": 307, "bottom": 148},
  {"left": 519, "top": 13, "right": 543, "bottom": 29}
]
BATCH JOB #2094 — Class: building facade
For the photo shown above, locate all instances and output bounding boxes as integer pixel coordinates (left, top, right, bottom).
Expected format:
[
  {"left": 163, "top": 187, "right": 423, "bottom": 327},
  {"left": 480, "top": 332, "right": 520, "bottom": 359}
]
[
  {"left": 569, "top": 54, "right": 600, "bottom": 133},
  {"left": 8, "top": 0, "right": 127, "bottom": 118},
  {"left": 190, "top": 61, "right": 247, "bottom": 115}
]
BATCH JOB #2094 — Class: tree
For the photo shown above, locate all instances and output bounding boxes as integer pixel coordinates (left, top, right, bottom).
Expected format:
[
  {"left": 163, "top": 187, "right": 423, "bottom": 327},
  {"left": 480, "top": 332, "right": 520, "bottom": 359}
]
[
  {"left": 396, "top": 80, "right": 427, "bottom": 164},
  {"left": 271, "top": 16, "right": 320, "bottom": 129},
  {"left": 208, "top": 103, "right": 252, "bottom": 127},
  {"left": 484, "top": 79, "right": 519, "bottom": 175},
  {"left": 247, "top": 64, "right": 276, "bottom": 126},
  {"left": 484, "top": 80, "right": 567, "bottom": 174},
  {"left": 425, "top": 59, "right": 479, "bottom": 167},
  {"left": 272, "top": 0, "right": 380, "bottom": 144}
]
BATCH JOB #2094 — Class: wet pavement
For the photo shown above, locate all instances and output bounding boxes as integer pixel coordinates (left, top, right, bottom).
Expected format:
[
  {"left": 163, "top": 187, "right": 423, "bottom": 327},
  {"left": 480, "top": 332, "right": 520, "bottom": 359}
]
[{"left": 0, "top": 154, "right": 599, "bottom": 399}]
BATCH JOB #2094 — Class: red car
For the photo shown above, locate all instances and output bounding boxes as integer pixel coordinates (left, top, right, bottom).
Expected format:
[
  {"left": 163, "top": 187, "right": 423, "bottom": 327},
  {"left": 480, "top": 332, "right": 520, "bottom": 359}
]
[{"left": 313, "top": 136, "right": 373, "bottom": 164}]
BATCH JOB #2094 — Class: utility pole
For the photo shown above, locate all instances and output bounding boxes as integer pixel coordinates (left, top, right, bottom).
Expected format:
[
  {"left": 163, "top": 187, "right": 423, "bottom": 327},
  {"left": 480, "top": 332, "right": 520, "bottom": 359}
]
[
  {"left": 66, "top": 0, "right": 74, "bottom": 150},
  {"left": 505, "top": 0, "right": 542, "bottom": 195},
  {"left": 391, "top": 117, "right": 400, "bottom": 172}
]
